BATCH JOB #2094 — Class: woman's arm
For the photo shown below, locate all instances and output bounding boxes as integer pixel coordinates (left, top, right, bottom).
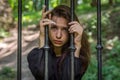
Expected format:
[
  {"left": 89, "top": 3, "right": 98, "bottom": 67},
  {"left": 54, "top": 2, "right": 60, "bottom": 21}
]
[
  {"left": 27, "top": 48, "right": 44, "bottom": 79},
  {"left": 39, "top": 32, "right": 44, "bottom": 48},
  {"left": 68, "top": 21, "right": 84, "bottom": 58},
  {"left": 39, "top": 6, "right": 54, "bottom": 48}
]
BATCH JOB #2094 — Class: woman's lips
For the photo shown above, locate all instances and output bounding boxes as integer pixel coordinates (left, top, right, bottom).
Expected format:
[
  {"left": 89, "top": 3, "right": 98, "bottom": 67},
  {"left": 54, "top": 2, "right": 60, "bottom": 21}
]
[{"left": 54, "top": 40, "right": 62, "bottom": 44}]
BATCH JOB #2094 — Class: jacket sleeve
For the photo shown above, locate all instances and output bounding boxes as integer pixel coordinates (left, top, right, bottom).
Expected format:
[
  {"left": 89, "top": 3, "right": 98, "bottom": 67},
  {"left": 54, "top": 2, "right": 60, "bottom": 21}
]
[
  {"left": 62, "top": 56, "right": 82, "bottom": 80},
  {"left": 74, "top": 57, "right": 83, "bottom": 80},
  {"left": 27, "top": 48, "right": 44, "bottom": 80}
]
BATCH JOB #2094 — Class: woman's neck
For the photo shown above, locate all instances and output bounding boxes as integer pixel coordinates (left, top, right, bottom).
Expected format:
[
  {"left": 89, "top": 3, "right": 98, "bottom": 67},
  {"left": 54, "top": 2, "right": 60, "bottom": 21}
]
[{"left": 54, "top": 47, "right": 62, "bottom": 57}]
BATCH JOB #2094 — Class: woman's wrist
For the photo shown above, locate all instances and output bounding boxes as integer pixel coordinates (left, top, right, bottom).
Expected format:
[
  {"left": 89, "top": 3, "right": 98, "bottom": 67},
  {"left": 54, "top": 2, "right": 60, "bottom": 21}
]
[
  {"left": 74, "top": 46, "right": 81, "bottom": 58},
  {"left": 39, "top": 35, "right": 45, "bottom": 48}
]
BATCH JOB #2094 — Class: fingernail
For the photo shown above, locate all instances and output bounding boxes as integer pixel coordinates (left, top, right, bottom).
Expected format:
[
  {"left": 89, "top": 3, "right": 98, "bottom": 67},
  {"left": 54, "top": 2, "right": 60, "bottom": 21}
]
[{"left": 52, "top": 21, "right": 56, "bottom": 24}]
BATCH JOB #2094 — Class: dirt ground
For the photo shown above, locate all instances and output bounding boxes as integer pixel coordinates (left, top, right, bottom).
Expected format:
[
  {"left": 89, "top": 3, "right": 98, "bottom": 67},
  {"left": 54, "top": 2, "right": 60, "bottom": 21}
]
[{"left": 0, "top": 25, "right": 39, "bottom": 80}]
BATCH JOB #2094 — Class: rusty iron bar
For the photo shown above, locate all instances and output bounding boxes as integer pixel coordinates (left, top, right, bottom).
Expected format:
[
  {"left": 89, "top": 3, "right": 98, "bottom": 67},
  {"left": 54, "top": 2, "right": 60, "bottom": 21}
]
[
  {"left": 17, "top": 0, "right": 22, "bottom": 80},
  {"left": 70, "top": 0, "right": 76, "bottom": 80},
  {"left": 96, "top": 0, "right": 103, "bottom": 80},
  {"left": 44, "top": 0, "right": 49, "bottom": 80}
]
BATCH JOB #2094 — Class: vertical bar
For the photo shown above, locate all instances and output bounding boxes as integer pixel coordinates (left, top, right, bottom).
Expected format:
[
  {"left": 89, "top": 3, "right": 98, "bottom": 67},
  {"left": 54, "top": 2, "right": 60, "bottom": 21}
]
[
  {"left": 70, "top": 0, "right": 75, "bottom": 80},
  {"left": 96, "top": 0, "right": 103, "bottom": 80},
  {"left": 18, "top": 0, "right": 22, "bottom": 80},
  {"left": 44, "top": 0, "right": 49, "bottom": 80}
]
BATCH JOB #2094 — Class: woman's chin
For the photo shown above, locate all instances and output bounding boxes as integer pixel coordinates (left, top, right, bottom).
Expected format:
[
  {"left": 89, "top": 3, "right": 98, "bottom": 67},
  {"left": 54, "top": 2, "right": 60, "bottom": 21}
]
[{"left": 53, "top": 44, "right": 63, "bottom": 48}]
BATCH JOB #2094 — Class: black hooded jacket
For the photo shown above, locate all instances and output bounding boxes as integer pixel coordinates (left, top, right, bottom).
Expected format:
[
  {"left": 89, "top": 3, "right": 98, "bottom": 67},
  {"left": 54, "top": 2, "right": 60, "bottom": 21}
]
[{"left": 27, "top": 48, "right": 84, "bottom": 80}]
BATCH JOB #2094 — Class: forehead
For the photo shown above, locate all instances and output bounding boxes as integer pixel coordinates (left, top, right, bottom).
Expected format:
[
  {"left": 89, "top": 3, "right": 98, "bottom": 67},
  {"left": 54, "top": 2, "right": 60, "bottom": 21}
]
[{"left": 52, "top": 16, "right": 68, "bottom": 27}]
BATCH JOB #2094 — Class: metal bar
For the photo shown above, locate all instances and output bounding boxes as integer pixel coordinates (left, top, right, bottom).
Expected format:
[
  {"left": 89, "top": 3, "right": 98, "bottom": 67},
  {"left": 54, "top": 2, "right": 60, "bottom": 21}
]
[
  {"left": 17, "top": 0, "right": 22, "bottom": 80},
  {"left": 44, "top": 0, "right": 49, "bottom": 80},
  {"left": 96, "top": 0, "right": 103, "bottom": 80},
  {"left": 70, "top": 0, "right": 75, "bottom": 80}
]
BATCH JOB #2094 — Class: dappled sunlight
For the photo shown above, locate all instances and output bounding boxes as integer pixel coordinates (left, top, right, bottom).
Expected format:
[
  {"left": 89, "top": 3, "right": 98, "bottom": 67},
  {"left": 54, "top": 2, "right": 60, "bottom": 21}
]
[{"left": 105, "top": 36, "right": 119, "bottom": 50}]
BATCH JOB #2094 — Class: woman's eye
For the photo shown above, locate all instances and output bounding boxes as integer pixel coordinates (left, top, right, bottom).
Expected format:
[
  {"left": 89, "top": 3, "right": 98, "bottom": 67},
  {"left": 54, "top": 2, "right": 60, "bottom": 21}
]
[{"left": 62, "top": 28, "right": 68, "bottom": 32}]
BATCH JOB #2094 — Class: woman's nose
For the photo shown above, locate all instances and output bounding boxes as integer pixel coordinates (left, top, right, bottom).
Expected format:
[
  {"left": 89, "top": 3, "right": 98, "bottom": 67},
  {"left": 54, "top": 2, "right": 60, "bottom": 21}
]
[{"left": 56, "top": 30, "right": 62, "bottom": 39}]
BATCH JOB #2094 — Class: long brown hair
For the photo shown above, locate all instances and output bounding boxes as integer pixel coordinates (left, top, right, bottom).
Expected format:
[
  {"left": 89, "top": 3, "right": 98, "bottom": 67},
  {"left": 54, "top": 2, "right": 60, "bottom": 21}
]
[{"left": 49, "top": 5, "right": 90, "bottom": 75}]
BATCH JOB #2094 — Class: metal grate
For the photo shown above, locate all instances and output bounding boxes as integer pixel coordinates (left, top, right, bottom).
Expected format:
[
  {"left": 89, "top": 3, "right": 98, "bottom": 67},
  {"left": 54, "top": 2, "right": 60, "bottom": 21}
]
[
  {"left": 18, "top": 0, "right": 22, "bottom": 80},
  {"left": 17, "top": 0, "right": 102, "bottom": 80},
  {"left": 96, "top": 0, "right": 103, "bottom": 80},
  {"left": 44, "top": 0, "right": 49, "bottom": 80}
]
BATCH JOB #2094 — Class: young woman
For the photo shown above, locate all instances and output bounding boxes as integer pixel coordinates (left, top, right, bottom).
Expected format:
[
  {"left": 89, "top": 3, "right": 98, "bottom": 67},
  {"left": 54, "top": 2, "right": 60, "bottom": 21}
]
[{"left": 27, "top": 5, "right": 90, "bottom": 80}]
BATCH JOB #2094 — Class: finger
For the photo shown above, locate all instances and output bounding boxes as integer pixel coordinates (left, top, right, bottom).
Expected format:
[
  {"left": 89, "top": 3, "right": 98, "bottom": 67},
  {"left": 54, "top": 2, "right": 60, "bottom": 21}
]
[
  {"left": 40, "top": 19, "right": 51, "bottom": 23},
  {"left": 68, "top": 21, "right": 78, "bottom": 25},
  {"left": 42, "top": 5, "right": 46, "bottom": 15},
  {"left": 41, "top": 19, "right": 50, "bottom": 22},
  {"left": 69, "top": 27, "right": 77, "bottom": 33},
  {"left": 69, "top": 29, "right": 77, "bottom": 33},
  {"left": 44, "top": 10, "right": 52, "bottom": 17},
  {"left": 42, "top": 5, "right": 51, "bottom": 19},
  {"left": 42, "top": 21, "right": 56, "bottom": 26},
  {"left": 49, "top": 13, "right": 52, "bottom": 20},
  {"left": 68, "top": 24, "right": 77, "bottom": 31},
  {"left": 42, "top": 11, "right": 51, "bottom": 19},
  {"left": 69, "top": 28, "right": 83, "bottom": 35},
  {"left": 41, "top": 19, "right": 56, "bottom": 24},
  {"left": 40, "top": 19, "right": 56, "bottom": 24}
]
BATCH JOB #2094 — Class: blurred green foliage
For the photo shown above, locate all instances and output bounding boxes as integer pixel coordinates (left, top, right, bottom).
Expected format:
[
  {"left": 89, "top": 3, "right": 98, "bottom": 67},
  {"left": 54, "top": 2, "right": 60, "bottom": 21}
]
[
  {"left": 0, "top": 67, "right": 16, "bottom": 80},
  {"left": 81, "top": 3, "right": 120, "bottom": 79},
  {"left": 0, "top": 29, "right": 10, "bottom": 38},
  {"left": 8, "top": 0, "right": 18, "bottom": 14}
]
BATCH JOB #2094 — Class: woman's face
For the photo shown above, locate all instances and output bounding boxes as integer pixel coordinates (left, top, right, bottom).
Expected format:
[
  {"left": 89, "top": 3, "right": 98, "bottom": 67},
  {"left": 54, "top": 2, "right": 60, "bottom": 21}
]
[{"left": 49, "top": 16, "right": 69, "bottom": 48}]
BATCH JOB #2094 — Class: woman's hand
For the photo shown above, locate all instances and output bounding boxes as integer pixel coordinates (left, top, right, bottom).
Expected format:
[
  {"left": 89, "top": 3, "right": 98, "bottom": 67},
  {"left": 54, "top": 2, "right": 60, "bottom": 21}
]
[
  {"left": 68, "top": 21, "right": 84, "bottom": 57},
  {"left": 40, "top": 6, "right": 55, "bottom": 36},
  {"left": 39, "top": 6, "right": 55, "bottom": 48}
]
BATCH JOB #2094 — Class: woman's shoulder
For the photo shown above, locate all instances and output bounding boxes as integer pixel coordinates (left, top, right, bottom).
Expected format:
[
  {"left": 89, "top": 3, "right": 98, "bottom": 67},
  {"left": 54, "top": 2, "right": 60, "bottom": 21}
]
[
  {"left": 27, "top": 47, "right": 44, "bottom": 62},
  {"left": 28, "top": 47, "right": 43, "bottom": 56}
]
